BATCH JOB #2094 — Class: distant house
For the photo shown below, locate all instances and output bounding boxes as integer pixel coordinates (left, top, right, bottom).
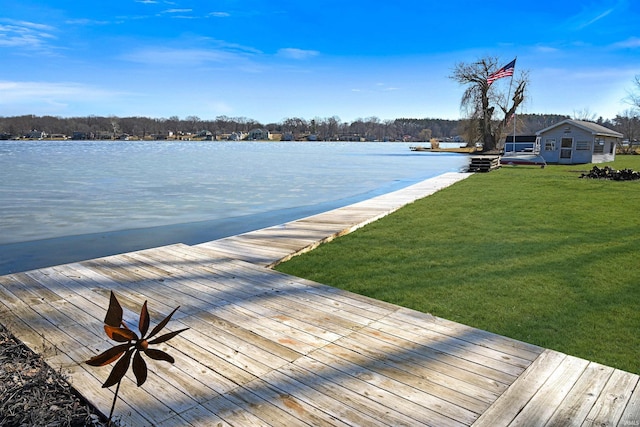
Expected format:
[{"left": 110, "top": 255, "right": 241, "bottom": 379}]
[
  {"left": 26, "top": 130, "right": 46, "bottom": 139},
  {"left": 227, "top": 132, "right": 245, "bottom": 141},
  {"left": 248, "top": 128, "right": 271, "bottom": 140},
  {"left": 97, "top": 131, "right": 113, "bottom": 140},
  {"left": 196, "top": 130, "right": 213, "bottom": 139},
  {"left": 535, "top": 119, "right": 623, "bottom": 164},
  {"left": 338, "top": 133, "right": 365, "bottom": 142},
  {"left": 72, "top": 131, "right": 92, "bottom": 140}
]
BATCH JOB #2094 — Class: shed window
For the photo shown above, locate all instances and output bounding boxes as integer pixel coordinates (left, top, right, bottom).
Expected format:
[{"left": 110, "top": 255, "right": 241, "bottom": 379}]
[
  {"left": 545, "top": 138, "right": 556, "bottom": 151},
  {"left": 594, "top": 138, "right": 605, "bottom": 154},
  {"left": 576, "top": 140, "right": 591, "bottom": 150}
]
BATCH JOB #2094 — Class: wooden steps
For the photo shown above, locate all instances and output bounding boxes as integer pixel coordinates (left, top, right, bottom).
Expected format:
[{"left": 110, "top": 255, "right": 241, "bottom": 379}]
[{"left": 468, "top": 156, "right": 500, "bottom": 173}]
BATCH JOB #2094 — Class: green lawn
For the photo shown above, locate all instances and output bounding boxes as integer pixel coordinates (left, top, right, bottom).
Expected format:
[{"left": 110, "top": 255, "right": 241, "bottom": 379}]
[{"left": 275, "top": 156, "right": 640, "bottom": 374}]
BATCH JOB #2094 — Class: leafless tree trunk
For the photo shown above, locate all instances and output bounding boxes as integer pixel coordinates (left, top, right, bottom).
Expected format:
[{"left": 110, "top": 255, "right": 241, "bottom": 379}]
[{"left": 450, "top": 57, "right": 528, "bottom": 152}]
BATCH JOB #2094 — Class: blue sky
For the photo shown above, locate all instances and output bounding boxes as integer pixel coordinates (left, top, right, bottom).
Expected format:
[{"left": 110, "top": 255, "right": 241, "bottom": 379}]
[{"left": 1, "top": 0, "right": 639, "bottom": 123}]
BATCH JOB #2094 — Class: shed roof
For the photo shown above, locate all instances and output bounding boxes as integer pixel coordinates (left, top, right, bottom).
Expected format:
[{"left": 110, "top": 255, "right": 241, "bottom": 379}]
[{"left": 536, "top": 119, "right": 623, "bottom": 138}]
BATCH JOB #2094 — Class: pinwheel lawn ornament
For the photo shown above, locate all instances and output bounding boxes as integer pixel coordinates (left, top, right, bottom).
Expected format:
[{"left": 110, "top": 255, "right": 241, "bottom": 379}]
[{"left": 86, "top": 291, "right": 188, "bottom": 423}]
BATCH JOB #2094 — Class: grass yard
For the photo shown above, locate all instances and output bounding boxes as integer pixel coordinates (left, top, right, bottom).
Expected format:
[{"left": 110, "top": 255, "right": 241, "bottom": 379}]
[{"left": 276, "top": 156, "right": 640, "bottom": 374}]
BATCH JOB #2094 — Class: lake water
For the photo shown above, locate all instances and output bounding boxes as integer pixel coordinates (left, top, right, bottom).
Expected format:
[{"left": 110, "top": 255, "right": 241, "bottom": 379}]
[{"left": 0, "top": 140, "right": 469, "bottom": 274}]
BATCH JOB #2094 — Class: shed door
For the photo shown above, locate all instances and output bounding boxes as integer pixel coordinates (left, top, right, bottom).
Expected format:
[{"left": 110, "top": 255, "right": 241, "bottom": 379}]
[{"left": 560, "top": 137, "right": 573, "bottom": 163}]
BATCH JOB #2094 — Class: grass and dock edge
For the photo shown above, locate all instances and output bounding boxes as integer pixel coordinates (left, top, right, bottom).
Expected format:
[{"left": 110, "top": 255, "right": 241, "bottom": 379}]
[{"left": 276, "top": 156, "right": 640, "bottom": 374}]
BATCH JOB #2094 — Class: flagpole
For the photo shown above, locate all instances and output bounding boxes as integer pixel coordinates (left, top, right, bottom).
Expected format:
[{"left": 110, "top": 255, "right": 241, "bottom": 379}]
[
  {"left": 514, "top": 99, "right": 517, "bottom": 148},
  {"left": 513, "top": 57, "right": 517, "bottom": 153},
  {"left": 487, "top": 57, "right": 517, "bottom": 153},
  {"left": 505, "top": 79, "right": 513, "bottom": 153},
  {"left": 505, "top": 57, "right": 517, "bottom": 153}
]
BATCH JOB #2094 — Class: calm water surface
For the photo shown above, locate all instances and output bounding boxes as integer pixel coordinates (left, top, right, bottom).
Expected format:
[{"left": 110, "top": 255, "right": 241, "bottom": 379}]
[{"left": 0, "top": 140, "right": 468, "bottom": 273}]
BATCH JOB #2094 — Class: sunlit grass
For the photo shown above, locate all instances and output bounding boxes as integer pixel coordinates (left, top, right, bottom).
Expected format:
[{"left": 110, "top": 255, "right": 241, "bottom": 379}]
[{"left": 276, "top": 156, "right": 640, "bottom": 373}]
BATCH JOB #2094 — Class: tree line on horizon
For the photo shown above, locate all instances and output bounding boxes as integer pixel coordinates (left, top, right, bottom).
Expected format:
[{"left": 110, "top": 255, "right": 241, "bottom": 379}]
[{"left": 2, "top": 112, "right": 635, "bottom": 142}]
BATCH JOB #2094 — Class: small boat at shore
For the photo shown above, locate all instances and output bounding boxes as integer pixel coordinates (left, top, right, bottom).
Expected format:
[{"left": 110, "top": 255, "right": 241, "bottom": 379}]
[
  {"left": 499, "top": 134, "right": 546, "bottom": 167},
  {"left": 499, "top": 152, "right": 546, "bottom": 167},
  {"left": 409, "top": 146, "right": 430, "bottom": 151}
]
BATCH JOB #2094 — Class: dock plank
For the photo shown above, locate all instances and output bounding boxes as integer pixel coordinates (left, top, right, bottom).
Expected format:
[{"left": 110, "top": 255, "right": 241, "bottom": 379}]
[
  {"left": 314, "top": 344, "right": 471, "bottom": 426},
  {"left": 471, "top": 349, "right": 567, "bottom": 426},
  {"left": 619, "top": 378, "right": 640, "bottom": 427},
  {"left": 337, "top": 328, "right": 504, "bottom": 405},
  {"left": 544, "top": 362, "right": 615, "bottom": 426},
  {"left": 390, "top": 307, "right": 543, "bottom": 361},
  {"left": 328, "top": 331, "right": 490, "bottom": 416},
  {"left": 288, "top": 356, "right": 428, "bottom": 427},
  {"left": 507, "top": 355, "right": 590, "bottom": 426},
  {"left": 584, "top": 369, "right": 639, "bottom": 426}
]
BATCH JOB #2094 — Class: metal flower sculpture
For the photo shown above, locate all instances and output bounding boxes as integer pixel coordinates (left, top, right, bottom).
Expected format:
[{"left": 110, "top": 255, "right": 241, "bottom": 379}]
[{"left": 85, "top": 291, "right": 188, "bottom": 422}]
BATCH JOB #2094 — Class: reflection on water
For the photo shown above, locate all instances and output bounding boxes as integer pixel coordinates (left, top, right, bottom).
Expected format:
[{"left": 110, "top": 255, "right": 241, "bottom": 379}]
[{"left": 0, "top": 140, "right": 469, "bottom": 273}]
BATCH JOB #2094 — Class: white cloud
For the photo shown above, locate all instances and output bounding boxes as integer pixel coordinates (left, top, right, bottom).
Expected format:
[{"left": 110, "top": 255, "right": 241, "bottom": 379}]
[
  {"left": 119, "top": 37, "right": 266, "bottom": 68},
  {"left": 0, "top": 20, "right": 57, "bottom": 51},
  {"left": 350, "top": 84, "right": 399, "bottom": 94},
  {"left": 209, "top": 12, "right": 231, "bottom": 18},
  {"left": 2, "top": 20, "right": 54, "bottom": 31},
  {"left": 373, "top": 82, "right": 399, "bottom": 91},
  {"left": 277, "top": 48, "right": 320, "bottom": 60},
  {"left": 0, "top": 81, "right": 129, "bottom": 115},
  {"left": 534, "top": 45, "right": 561, "bottom": 54},
  {"left": 612, "top": 37, "right": 640, "bottom": 49},
  {"left": 163, "top": 9, "right": 193, "bottom": 14},
  {"left": 64, "top": 18, "right": 110, "bottom": 26},
  {"left": 564, "top": 2, "right": 619, "bottom": 32},
  {"left": 120, "top": 47, "right": 238, "bottom": 65},
  {"left": 575, "top": 8, "right": 614, "bottom": 29},
  {"left": 0, "top": 81, "right": 121, "bottom": 99}
]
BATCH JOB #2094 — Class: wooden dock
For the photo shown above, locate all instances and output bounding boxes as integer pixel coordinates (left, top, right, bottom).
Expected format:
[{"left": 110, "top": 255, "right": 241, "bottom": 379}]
[{"left": 1, "top": 172, "right": 638, "bottom": 426}]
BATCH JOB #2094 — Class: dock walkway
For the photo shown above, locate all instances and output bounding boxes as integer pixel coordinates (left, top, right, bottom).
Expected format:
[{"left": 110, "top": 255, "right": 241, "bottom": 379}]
[{"left": 1, "top": 172, "right": 638, "bottom": 426}]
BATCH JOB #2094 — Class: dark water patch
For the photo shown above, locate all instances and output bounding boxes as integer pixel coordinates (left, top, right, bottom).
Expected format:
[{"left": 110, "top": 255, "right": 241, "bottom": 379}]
[{"left": 0, "top": 174, "right": 442, "bottom": 275}]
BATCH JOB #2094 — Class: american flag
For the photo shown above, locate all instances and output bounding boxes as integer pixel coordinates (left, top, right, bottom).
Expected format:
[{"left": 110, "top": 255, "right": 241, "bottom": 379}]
[{"left": 487, "top": 58, "right": 516, "bottom": 85}]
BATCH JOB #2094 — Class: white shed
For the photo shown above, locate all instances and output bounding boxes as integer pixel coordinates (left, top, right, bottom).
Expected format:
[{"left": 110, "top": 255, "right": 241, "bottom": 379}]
[{"left": 536, "top": 119, "right": 623, "bottom": 164}]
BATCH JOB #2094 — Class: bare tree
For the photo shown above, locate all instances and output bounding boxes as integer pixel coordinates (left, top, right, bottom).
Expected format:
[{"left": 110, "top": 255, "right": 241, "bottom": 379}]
[
  {"left": 613, "top": 109, "right": 640, "bottom": 152},
  {"left": 326, "top": 116, "right": 340, "bottom": 140},
  {"left": 450, "top": 57, "right": 528, "bottom": 151},
  {"left": 627, "top": 75, "right": 640, "bottom": 109},
  {"left": 282, "top": 117, "right": 309, "bottom": 137},
  {"left": 109, "top": 116, "right": 120, "bottom": 138},
  {"left": 572, "top": 108, "right": 597, "bottom": 122},
  {"left": 185, "top": 116, "right": 201, "bottom": 133},
  {"left": 418, "top": 128, "right": 432, "bottom": 141}
]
